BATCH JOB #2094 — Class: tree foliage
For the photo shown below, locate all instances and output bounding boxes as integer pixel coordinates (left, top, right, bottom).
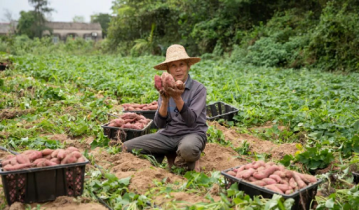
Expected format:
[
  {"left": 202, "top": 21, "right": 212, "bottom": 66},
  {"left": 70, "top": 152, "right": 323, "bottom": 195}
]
[
  {"left": 91, "top": 13, "right": 112, "bottom": 38},
  {"left": 17, "top": 0, "right": 53, "bottom": 38},
  {"left": 106, "top": 0, "right": 359, "bottom": 71}
]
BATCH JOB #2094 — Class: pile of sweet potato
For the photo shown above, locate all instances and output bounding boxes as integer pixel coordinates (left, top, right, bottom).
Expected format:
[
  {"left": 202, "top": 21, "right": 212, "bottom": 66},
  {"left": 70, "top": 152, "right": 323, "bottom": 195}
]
[
  {"left": 1, "top": 147, "right": 86, "bottom": 171},
  {"left": 225, "top": 161, "right": 318, "bottom": 195},
  {"left": 154, "top": 72, "right": 184, "bottom": 94},
  {"left": 122, "top": 101, "right": 158, "bottom": 111},
  {"left": 107, "top": 112, "right": 151, "bottom": 130}
]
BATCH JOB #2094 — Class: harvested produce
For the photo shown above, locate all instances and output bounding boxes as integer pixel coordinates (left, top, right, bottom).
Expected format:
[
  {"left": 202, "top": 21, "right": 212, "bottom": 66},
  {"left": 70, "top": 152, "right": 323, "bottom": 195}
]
[
  {"left": 122, "top": 101, "right": 158, "bottom": 111},
  {"left": 107, "top": 112, "right": 151, "bottom": 130},
  {"left": 1, "top": 147, "right": 86, "bottom": 171},
  {"left": 154, "top": 72, "right": 185, "bottom": 94},
  {"left": 225, "top": 161, "right": 318, "bottom": 194}
]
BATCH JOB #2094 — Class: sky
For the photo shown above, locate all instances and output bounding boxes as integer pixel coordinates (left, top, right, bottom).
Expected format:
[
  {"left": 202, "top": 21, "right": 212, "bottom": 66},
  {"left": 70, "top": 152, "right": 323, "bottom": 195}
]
[{"left": 0, "top": 0, "right": 114, "bottom": 22}]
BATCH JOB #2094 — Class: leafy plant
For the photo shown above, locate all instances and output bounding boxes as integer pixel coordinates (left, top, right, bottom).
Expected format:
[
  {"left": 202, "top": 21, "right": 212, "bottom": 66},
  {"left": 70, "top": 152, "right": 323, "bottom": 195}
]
[{"left": 296, "top": 144, "right": 335, "bottom": 170}]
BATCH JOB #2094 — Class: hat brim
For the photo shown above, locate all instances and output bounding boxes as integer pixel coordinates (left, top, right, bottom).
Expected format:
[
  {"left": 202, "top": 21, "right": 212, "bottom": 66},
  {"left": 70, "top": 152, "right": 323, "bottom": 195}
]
[{"left": 154, "top": 57, "right": 201, "bottom": 70}]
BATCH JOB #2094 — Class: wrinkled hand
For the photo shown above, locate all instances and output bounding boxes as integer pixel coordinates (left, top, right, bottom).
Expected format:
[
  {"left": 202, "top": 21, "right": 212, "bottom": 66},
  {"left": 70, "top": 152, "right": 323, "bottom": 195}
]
[
  {"left": 165, "top": 86, "right": 184, "bottom": 100},
  {"left": 159, "top": 89, "right": 169, "bottom": 101}
]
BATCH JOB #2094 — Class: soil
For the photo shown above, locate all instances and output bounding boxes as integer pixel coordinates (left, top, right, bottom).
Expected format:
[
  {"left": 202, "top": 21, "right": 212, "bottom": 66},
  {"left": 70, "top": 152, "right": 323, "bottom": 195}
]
[
  {"left": 0, "top": 109, "right": 35, "bottom": 120},
  {"left": 45, "top": 134, "right": 92, "bottom": 151},
  {"left": 4, "top": 121, "right": 301, "bottom": 209},
  {"left": 208, "top": 121, "right": 298, "bottom": 160},
  {"left": 4, "top": 196, "right": 107, "bottom": 210}
]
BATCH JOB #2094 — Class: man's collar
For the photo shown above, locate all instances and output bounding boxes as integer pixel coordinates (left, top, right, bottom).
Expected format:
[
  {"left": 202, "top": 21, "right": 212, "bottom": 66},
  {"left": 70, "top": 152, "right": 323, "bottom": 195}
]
[{"left": 184, "top": 74, "right": 193, "bottom": 90}]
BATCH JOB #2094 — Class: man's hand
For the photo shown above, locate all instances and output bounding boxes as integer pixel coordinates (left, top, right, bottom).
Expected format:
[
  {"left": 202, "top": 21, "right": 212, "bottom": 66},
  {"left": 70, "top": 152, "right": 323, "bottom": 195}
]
[
  {"left": 159, "top": 89, "right": 169, "bottom": 102},
  {"left": 165, "top": 86, "right": 184, "bottom": 100}
]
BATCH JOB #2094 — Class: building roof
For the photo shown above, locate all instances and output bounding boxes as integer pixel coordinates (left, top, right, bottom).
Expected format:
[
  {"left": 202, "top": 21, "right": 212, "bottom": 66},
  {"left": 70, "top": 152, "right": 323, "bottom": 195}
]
[
  {"left": 0, "top": 23, "right": 11, "bottom": 34},
  {"left": 45, "top": 22, "right": 102, "bottom": 30}
]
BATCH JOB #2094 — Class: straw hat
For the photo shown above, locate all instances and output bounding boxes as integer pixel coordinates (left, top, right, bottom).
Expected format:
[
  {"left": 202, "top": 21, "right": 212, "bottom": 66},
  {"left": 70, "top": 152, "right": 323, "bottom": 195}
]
[{"left": 154, "top": 44, "right": 201, "bottom": 70}]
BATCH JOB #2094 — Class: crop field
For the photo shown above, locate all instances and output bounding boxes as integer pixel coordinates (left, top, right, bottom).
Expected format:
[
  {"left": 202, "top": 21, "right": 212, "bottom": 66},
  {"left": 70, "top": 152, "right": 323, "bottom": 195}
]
[{"left": 1, "top": 54, "right": 359, "bottom": 209}]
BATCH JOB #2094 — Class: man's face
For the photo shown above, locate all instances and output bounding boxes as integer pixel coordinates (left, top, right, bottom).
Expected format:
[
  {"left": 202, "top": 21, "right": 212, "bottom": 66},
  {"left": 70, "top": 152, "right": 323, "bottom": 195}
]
[{"left": 167, "top": 60, "right": 190, "bottom": 82}]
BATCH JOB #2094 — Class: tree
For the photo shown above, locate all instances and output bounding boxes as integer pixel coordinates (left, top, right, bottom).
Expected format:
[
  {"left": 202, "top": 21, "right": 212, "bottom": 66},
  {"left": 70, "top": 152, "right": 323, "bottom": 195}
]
[
  {"left": 73, "top": 16, "right": 85, "bottom": 23},
  {"left": 91, "top": 13, "right": 111, "bottom": 38},
  {"left": 17, "top": 11, "right": 37, "bottom": 38},
  {"left": 26, "top": 0, "right": 53, "bottom": 38}
]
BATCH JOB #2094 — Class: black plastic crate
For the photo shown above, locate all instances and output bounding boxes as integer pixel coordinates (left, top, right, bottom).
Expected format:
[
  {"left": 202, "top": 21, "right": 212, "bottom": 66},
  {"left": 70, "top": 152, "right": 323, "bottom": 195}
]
[
  {"left": 101, "top": 120, "right": 153, "bottom": 142},
  {"left": 206, "top": 102, "right": 239, "bottom": 121},
  {"left": 221, "top": 166, "right": 323, "bottom": 210},
  {"left": 353, "top": 172, "right": 359, "bottom": 184},
  {"left": 0, "top": 159, "right": 89, "bottom": 206},
  {"left": 123, "top": 110, "right": 157, "bottom": 129}
]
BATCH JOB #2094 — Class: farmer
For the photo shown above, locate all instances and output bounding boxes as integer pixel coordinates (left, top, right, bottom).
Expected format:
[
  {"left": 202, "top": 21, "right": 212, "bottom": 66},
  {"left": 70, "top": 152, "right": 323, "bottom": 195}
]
[{"left": 123, "top": 44, "right": 207, "bottom": 172}]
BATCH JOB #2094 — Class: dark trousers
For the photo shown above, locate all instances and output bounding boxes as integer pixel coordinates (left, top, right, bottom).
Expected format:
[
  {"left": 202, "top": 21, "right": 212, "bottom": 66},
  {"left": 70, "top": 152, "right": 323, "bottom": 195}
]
[{"left": 123, "top": 132, "right": 206, "bottom": 168}]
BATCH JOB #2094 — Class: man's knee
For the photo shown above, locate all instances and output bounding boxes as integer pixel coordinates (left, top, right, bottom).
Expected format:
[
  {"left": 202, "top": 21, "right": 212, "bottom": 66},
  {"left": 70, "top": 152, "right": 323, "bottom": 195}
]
[{"left": 177, "top": 141, "right": 201, "bottom": 162}]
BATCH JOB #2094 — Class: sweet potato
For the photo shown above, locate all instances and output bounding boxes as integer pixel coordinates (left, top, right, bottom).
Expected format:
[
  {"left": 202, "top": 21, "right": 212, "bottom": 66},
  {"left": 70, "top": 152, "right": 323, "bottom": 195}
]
[
  {"left": 50, "top": 158, "right": 61, "bottom": 164},
  {"left": 76, "top": 157, "right": 86, "bottom": 163},
  {"left": 289, "top": 178, "right": 298, "bottom": 189},
  {"left": 262, "top": 178, "right": 277, "bottom": 185},
  {"left": 265, "top": 185, "right": 284, "bottom": 194},
  {"left": 70, "top": 151, "right": 82, "bottom": 159},
  {"left": 61, "top": 153, "right": 77, "bottom": 164},
  {"left": 110, "top": 119, "right": 125, "bottom": 127},
  {"left": 299, "top": 173, "right": 317, "bottom": 183},
  {"left": 242, "top": 168, "right": 256, "bottom": 179},
  {"left": 32, "top": 158, "right": 47, "bottom": 166},
  {"left": 251, "top": 180, "right": 266, "bottom": 186},
  {"left": 22, "top": 150, "right": 36, "bottom": 156},
  {"left": 244, "top": 163, "right": 254, "bottom": 170},
  {"left": 284, "top": 170, "right": 293, "bottom": 178},
  {"left": 122, "top": 123, "right": 142, "bottom": 130},
  {"left": 273, "top": 184, "right": 292, "bottom": 192},
  {"left": 293, "top": 172, "right": 307, "bottom": 188},
  {"left": 121, "top": 113, "right": 138, "bottom": 119},
  {"left": 51, "top": 149, "right": 60, "bottom": 158},
  {"left": 41, "top": 149, "right": 54, "bottom": 156},
  {"left": 253, "top": 165, "right": 279, "bottom": 179},
  {"left": 45, "top": 160, "right": 58, "bottom": 166},
  {"left": 227, "top": 171, "right": 236, "bottom": 176},
  {"left": 252, "top": 160, "right": 265, "bottom": 169},
  {"left": 175, "top": 80, "right": 185, "bottom": 90},
  {"left": 154, "top": 75, "right": 163, "bottom": 91},
  {"left": 27, "top": 151, "right": 42, "bottom": 161},
  {"left": 273, "top": 170, "right": 286, "bottom": 178},
  {"left": 16, "top": 154, "right": 30, "bottom": 164},
  {"left": 57, "top": 149, "right": 66, "bottom": 159},
  {"left": 248, "top": 176, "right": 259, "bottom": 182},
  {"left": 1, "top": 159, "right": 11, "bottom": 166},
  {"left": 10, "top": 157, "right": 18, "bottom": 165},
  {"left": 147, "top": 105, "right": 158, "bottom": 110},
  {"left": 269, "top": 174, "right": 282, "bottom": 183},
  {"left": 161, "top": 72, "right": 175, "bottom": 89},
  {"left": 4, "top": 163, "right": 31, "bottom": 171}
]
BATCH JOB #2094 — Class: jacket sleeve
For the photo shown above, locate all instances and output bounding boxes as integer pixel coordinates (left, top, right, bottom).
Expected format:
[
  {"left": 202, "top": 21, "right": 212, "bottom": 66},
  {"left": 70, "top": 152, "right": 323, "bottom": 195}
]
[{"left": 179, "top": 86, "right": 206, "bottom": 127}]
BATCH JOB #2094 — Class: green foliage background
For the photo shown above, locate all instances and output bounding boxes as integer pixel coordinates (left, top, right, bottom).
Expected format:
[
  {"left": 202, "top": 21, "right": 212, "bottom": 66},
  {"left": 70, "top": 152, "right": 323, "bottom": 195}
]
[{"left": 104, "top": 0, "right": 359, "bottom": 71}]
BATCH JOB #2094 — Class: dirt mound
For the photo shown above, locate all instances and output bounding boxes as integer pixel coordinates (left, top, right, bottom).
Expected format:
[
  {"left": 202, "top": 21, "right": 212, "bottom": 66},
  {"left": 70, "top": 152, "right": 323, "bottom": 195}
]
[
  {"left": 45, "top": 134, "right": 91, "bottom": 151},
  {"left": 201, "top": 143, "right": 249, "bottom": 172},
  {"left": 90, "top": 148, "right": 153, "bottom": 173},
  {"left": 129, "top": 168, "right": 184, "bottom": 194},
  {"left": 5, "top": 196, "right": 107, "bottom": 210},
  {"left": 208, "top": 122, "right": 298, "bottom": 160},
  {"left": 0, "top": 109, "right": 35, "bottom": 120},
  {"left": 156, "top": 191, "right": 220, "bottom": 208}
]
